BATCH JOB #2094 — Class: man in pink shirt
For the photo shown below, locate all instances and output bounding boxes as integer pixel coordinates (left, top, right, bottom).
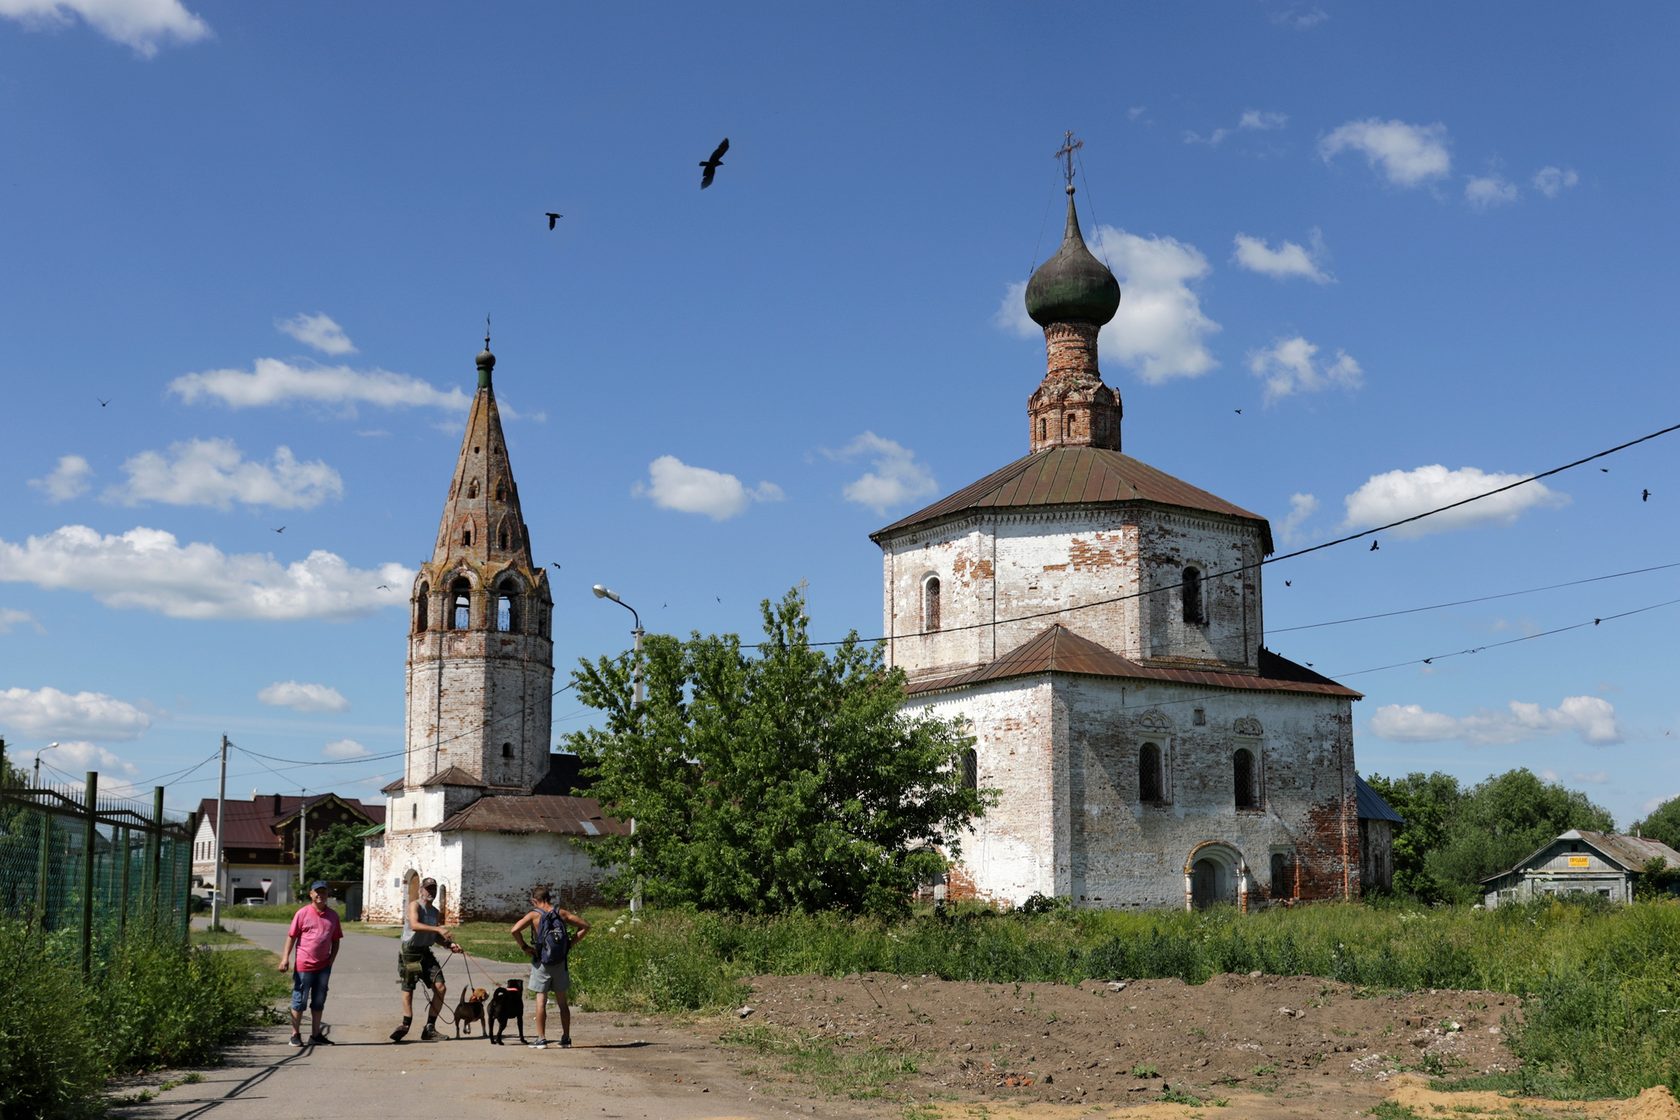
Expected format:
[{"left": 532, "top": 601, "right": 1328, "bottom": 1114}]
[{"left": 279, "top": 880, "right": 344, "bottom": 1047}]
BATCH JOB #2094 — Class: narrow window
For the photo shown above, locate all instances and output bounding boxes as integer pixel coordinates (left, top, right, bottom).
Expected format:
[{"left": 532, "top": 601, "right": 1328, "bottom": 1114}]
[
  {"left": 498, "top": 524, "right": 510, "bottom": 550},
  {"left": 467, "top": 479, "right": 478, "bottom": 499},
  {"left": 496, "top": 592, "right": 517, "bottom": 632},
  {"left": 923, "top": 576, "right": 941, "bottom": 633},
  {"left": 410, "top": 804, "right": 417, "bottom": 821},
  {"left": 1270, "top": 853, "right": 1290, "bottom": 899},
  {"left": 960, "top": 748, "right": 977, "bottom": 793},
  {"left": 1139, "top": 742, "right": 1163, "bottom": 802},
  {"left": 495, "top": 481, "right": 506, "bottom": 501},
  {"left": 415, "top": 582, "right": 429, "bottom": 632},
  {"left": 462, "top": 527, "right": 473, "bottom": 546},
  {"left": 1182, "top": 566, "right": 1204, "bottom": 625},
  {"left": 1234, "top": 748, "right": 1257, "bottom": 809},
  {"left": 1192, "top": 707, "right": 1206, "bottom": 726},
  {"left": 1064, "top": 412, "right": 1073, "bottom": 438},
  {"left": 501, "top": 743, "right": 513, "bottom": 759},
  {"left": 449, "top": 578, "right": 471, "bottom": 629},
  {"left": 1038, "top": 417, "right": 1047, "bottom": 441}
]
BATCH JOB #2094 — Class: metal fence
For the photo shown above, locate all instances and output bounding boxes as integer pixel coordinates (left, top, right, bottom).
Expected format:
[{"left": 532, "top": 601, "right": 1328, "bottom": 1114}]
[{"left": 0, "top": 770, "right": 196, "bottom": 971}]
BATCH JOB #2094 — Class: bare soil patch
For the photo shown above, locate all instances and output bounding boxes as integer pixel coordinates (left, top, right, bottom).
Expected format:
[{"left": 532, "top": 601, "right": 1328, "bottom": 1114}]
[{"left": 693, "top": 971, "right": 1680, "bottom": 1117}]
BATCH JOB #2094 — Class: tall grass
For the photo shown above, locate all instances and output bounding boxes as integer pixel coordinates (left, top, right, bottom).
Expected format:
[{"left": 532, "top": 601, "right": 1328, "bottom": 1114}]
[
  {"left": 0, "top": 917, "right": 282, "bottom": 1120},
  {"left": 550, "top": 898, "right": 1680, "bottom": 1099}
]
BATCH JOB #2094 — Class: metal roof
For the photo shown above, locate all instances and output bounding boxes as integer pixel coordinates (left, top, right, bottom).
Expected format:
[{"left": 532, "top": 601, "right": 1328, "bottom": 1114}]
[
  {"left": 904, "top": 624, "right": 1361, "bottom": 699},
  {"left": 436, "top": 793, "right": 630, "bottom": 838},
  {"left": 871, "top": 446, "right": 1274, "bottom": 553},
  {"left": 1355, "top": 776, "right": 1405, "bottom": 824},
  {"left": 195, "top": 793, "right": 383, "bottom": 849},
  {"left": 1481, "top": 829, "right": 1680, "bottom": 884}
]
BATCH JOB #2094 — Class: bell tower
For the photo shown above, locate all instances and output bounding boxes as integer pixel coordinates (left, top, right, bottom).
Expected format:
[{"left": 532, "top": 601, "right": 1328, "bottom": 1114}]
[{"left": 403, "top": 335, "right": 554, "bottom": 797}]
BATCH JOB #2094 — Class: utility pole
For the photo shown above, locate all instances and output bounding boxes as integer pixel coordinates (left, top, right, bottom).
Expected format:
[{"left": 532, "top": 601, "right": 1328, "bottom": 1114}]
[
  {"left": 297, "top": 790, "right": 307, "bottom": 900},
  {"left": 210, "top": 734, "right": 228, "bottom": 927}
]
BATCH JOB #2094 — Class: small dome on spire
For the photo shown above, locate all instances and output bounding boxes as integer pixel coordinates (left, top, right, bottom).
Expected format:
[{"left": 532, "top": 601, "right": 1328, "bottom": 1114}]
[
  {"left": 1025, "top": 188, "right": 1121, "bottom": 328},
  {"left": 476, "top": 347, "right": 496, "bottom": 373}
]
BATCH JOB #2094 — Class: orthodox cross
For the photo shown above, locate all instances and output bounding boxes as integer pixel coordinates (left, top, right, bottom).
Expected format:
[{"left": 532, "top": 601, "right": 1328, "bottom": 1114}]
[
  {"left": 1056, "top": 131, "right": 1084, "bottom": 188},
  {"left": 484, "top": 314, "right": 492, "bottom": 351}
]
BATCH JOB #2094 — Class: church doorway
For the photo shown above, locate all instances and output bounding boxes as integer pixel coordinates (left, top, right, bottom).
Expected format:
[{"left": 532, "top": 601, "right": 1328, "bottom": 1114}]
[{"left": 1185, "top": 842, "right": 1244, "bottom": 910}]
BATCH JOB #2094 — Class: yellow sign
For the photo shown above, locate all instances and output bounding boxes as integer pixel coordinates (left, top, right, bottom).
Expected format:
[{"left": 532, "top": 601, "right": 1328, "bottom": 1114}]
[{"left": 1568, "top": 855, "right": 1590, "bottom": 868}]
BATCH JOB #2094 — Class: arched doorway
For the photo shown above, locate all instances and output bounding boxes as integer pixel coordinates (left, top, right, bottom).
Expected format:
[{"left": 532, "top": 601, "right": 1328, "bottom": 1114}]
[{"left": 1184, "top": 842, "right": 1246, "bottom": 911}]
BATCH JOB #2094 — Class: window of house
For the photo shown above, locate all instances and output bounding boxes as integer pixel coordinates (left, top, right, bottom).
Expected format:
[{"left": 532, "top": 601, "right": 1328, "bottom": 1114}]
[
  {"left": 1182, "top": 566, "right": 1204, "bottom": 625},
  {"left": 1234, "top": 748, "right": 1257, "bottom": 809},
  {"left": 1139, "top": 742, "right": 1163, "bottom": 802},
  {"left": 415, "top": 582, "right": 429, "bottom": 632},
  {"left": 449, "top": 578, "right": 471, "bottom": 629},
  {"left": 923, "top": 576, "right": 941, "bottom": 633},
  {"left": 960, "top": 748, "right": 977, "bottom": 793}
]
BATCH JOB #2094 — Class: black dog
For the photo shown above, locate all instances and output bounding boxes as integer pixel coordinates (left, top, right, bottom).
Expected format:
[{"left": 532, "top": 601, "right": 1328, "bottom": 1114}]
[{"left": 486, "top": 984, "right": 525, "bottom": 1045}]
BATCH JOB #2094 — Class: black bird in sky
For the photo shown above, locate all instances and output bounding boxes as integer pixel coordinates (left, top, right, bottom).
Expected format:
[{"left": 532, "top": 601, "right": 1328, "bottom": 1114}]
[
  {"left": 1643, "top": 489, "right": 1652, "bottom": 501},
  {"left": 376, "top": 584, "right": 390, "bottom": 591},
  {"left": 97, "top": 397, "right": 110, "bottom": 407},
  {"left": 1423, "top": 658, "right": 1433, "bottom": 665},
  {"left": 1233, "top": 408, "right": 1242, "bottom": 415},
  {"left": 274, "top": 526, "right": 286, "bottom": 534},
  {"left": 550, "top": 561, "right": 562, "bottom": 570},
  {"left": 546, "top": 212, "right": 562, "bottom": 229},
  {"left": 699, "top": 138, "right": 729, "bottom": 189},
  {"left": 1283, "top": 579, "right": 1291, "bottom": 587},
  {"left": 1369, "top": 540, "right": 1379, "bottom": 551}
]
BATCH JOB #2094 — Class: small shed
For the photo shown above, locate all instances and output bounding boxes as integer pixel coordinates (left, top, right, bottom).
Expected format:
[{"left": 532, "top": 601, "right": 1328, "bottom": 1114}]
[
  {"left": 1356, "top": 776, "right": 1404, "bottom": 894},
  {"left": 1481, "top": 829, "right": 1680, "bottom": 908}
]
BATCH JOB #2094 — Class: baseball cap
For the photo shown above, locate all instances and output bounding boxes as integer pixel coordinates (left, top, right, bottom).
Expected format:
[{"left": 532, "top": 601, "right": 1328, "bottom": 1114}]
[{"left": 310, "top": 880, "right": 330, "bottom": 893}]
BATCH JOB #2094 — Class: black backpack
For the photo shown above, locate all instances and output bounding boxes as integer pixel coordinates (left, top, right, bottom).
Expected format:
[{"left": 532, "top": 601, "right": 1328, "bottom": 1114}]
[{"left": 535, "top": 907, "right": 569, "bottom": 969}]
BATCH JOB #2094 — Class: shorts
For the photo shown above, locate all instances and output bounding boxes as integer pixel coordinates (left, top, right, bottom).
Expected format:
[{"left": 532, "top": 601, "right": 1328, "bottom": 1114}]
[
  {"left": 290, "top": 967, "right": 331, "bottom": 1012},
  {"left": 398, "top": 947, "right": 445, "bottom": 992},
  {"left": 528, "top": 960, "right": 569, "bottom": 996}
]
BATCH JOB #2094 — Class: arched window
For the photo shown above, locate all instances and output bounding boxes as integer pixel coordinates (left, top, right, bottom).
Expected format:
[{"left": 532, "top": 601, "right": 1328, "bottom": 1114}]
[
  {"left": 1139, "top": 742, "right": 1163, "bottom": 802},
  {"left": 449, "top": 578, "right": 471, "bottom": 630},
  {"left": 1037, "top": 416, "right": 1047, "bottom": 441},
  {"left": 1182, "top": 566, "right": 1204, "bottom": 625},
  {"left": 415, "top": 582, "right": 429, "bottom": 632},
  {"left": 498, "top": 523, "right": 510, "bottom": 550},
  {"left": 1234, "top": 748, "right": 1257, "bottom": 809},
  {"left": 960, "top": 748, "right": 977, "bottom": 793},
  {"left": 461, "top": 527, "right": 473, "bottom": 546},
  {"left": 922, "top": 576, "right": 941, "bottom": 633},
  {"left": 1270, "top": 853, "right": 1291, "bottom": 899},
  {"left": 496, "top": 590, "right": 518, "bottom": 632}
]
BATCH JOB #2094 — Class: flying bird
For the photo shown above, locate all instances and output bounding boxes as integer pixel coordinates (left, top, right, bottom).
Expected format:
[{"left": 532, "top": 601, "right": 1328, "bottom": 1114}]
[
  {"left": 376, "top": 584, "right": 390, "bottom": 591},
  {"left": 699, "top": 137, "right": 729, "bottom": 189},
  {"left": 546, "top": 212, "right": 562, "bottom": 229},
  {"left": 97, "top": 397, "right": 110, "bottom": 407},
  {"left": 1600, "top": 467, "right": 1609, "bottom": 473},
  {"left": 550, "top": 561, "right": 562, "bottom": 570},
  {"left": 1369, "top": 540, "right": 1379, "bottom": 551},
  {"left": 1283, "top": 580, "right": 1292, "bottom": 587},
  {"left": 1643, "top": 489, "right": 1651, "bottom": 501},
  {"left": 1422, "top": 658, "right": 1433, "bottom": 665},
  {"left": 1233, "top": 408, "right": 1242, "bottom": 415},
  {"left": 274, "top": 526, "right": 286, "bottom": 534}
]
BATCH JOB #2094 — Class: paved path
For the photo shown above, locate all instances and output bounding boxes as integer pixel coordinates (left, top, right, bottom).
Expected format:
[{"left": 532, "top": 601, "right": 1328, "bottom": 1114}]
[{"left": 114, "top": 919, "right": 839, "bottom": 1120}]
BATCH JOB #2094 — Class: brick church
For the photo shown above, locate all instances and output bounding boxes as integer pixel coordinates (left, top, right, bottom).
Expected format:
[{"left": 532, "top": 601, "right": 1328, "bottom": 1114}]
[
  {"left": 872, "top": 182, "right": 1364, "bottom": 910},
  {"left": 361, "top": 340, "right": 626, "bottom": 923}
]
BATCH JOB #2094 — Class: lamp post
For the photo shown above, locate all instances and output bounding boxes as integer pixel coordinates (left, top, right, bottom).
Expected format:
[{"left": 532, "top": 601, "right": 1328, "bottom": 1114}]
[
  {"left": 592, "top": 584, "right": 643, "bottom": 914},
  {"left": 33, "top": 742, "right": 60, "bottom": 788}
]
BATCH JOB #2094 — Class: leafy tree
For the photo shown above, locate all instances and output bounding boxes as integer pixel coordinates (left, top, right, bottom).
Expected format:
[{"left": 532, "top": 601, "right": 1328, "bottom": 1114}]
[
  {"left": 302, "top": 821, "right": 366, "bottom": 892},
  {"left": 1364, "top": 771, "right": 1462, "bottom": 902},
  {"left": 1634, "top": 857, "right": 1680, "bottom": 901},
  {"left": 1630, "top": 796, "right": 1680, "bottom": 852},
  {"left": 565, "top": 587, "right": 992, "bottom": 917},
  {"left": 1427, "top": 768, "right": 1615, "bottom": 902}
]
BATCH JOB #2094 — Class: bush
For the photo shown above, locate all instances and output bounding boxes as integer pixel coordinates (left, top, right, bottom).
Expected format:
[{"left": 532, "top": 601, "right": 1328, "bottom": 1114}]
[{"left": 0, "top": 919, "right": 103, "bottom": 1119}]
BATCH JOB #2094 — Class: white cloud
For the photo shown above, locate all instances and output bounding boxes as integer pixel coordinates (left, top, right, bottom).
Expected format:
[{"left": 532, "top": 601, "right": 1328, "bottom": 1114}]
[
  {"left": 1276, "top": 492, "right": 1319, "bottom": 547},
  {"left": 0, "top": 0, "right": 209, "bottom": 57},
  {"left": 323, "top": 738, "right": 369, "bottom": 759},
  {"left": 29, "top": 454, "right": 93, "bottom": 502},
  {"left": 276, "top": 312, "right": 357, "bottom": 356},
  {"left": 1270, "top": 5, "right": 1328, "bottom": 28},
  {"left": 824, "top": 432, "right": 940, "bottom": 515},
  {"left": 107, "top": 439, "right": 343, "bottom": 510},
  {"left": 1369, "top": 695, "right": 1621, "bottom": 747},
  {"left": 1341, "top": 465, "right": 1566, "bottom": 538},
  {"left": 1465, "top": 174, "right": 1519, "bottom": 209},
  {"left": 169, "top": 358, "right": 470, "bottom": 413},
  {"left": 1185, "top": 108, "right": 1288, "bottom": 146},
  {"left": 0, "top": 686, "right": 152, "bottom": 741},
  {"left": 1532, "top": 166, "right": 1580, "bottom": 198},
  {"left": 32, "top": 740, "right": 143, "bottom": 794},
  {"left": 1232, "top": 230, "right": 1331, "bottom": 283},
  {"left": 1248, "top": 336, "right": 1362, "bottom": 402},
  {"left": 0, "top": 608, "right": 44, "bottom": 634},
  {"left": 0, "top": 524, "right": 413, "bottom": 620},
  {"left": 632, "top": 456, "right": 783, "bottom": 521},
  {"left": 1570, "top": 771, "right": 1610, "bottom": 785},
  {"left": 259, "top": 681, "right": 350, "bottom": 713},
  {"left": 1319, "top": 119, "right": 1451, "bottom": 187}
]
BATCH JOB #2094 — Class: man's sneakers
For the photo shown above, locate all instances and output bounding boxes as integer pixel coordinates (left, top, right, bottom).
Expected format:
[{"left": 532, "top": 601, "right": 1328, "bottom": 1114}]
[
  {"left": 389, "top": 1023, "right": 410, "bottom": 1043},
  {"left": 528, "top": 1037, "right": 548, "bottom": 1050},
  {"left": 560, "top": 1035, "right": 572, "bottom": 1048},
  {"left": 289, "top": 1033, "right": 303, "bottom": 1048},
  {"left": 420, "top": 1024, "right": 441, "bottom": 1042}
]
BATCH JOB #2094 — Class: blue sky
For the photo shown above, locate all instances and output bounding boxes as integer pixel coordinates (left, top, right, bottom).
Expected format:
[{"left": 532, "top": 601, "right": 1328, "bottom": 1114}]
[{"left": 1, "top": 2, "right": 1676, "bottom": 828}]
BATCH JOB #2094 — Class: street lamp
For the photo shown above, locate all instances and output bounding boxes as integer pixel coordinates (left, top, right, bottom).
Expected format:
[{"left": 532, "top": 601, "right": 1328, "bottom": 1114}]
[
  {"left": 592, "top": 583, "right": 644, "bottom": 915},
  {"left": 33, "top": 742, "right": 59, "bottom": 788},
  {"left": 591, "top": 585, "right": 644, "bottom": 707}
]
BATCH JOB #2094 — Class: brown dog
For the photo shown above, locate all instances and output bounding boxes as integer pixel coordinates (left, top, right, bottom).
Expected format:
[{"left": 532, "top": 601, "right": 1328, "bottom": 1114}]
[
  {"left": 486, "top": 984, "right": 525, "bottom": 1045},
  {"left": 453, "top": 987, "right": 488, "bottom": 1038}
]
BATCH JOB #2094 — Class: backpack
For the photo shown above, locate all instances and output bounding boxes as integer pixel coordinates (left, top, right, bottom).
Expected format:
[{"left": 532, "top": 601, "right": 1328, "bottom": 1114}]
[{"left": 535, "top": 906, "right": 570, "bottom": 969}]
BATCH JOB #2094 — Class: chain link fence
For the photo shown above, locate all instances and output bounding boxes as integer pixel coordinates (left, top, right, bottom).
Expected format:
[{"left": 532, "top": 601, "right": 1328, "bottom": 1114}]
[{"left": 0, "top": 769, "right": 195, "bottom": 970}]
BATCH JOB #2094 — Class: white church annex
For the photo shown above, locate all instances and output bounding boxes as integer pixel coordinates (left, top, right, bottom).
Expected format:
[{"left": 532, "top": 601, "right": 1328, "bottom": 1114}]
[
  {"left": 873, "top": 181, "right": 1363, "bottom": 911},
  {"left": 362, "top": 339, "right": 627, "bottom": 923}
]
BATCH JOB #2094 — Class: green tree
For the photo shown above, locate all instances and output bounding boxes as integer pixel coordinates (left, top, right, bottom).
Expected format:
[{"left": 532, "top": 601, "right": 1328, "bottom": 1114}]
[
  {"left": 1630, "top": 796, "right": 1680, "bottom": 852},
  {"left": 566, "top": 587, "right": 992, "bottom": 917},
  {"left": 302, "top": 821, "right": 366, "bottom": 891},
  {"left": 1427, "top": 768, "right": 1615, "bottom": 902},
  {"left": 1364, "top": 771, "right": 1463, "bottom": 903}
]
